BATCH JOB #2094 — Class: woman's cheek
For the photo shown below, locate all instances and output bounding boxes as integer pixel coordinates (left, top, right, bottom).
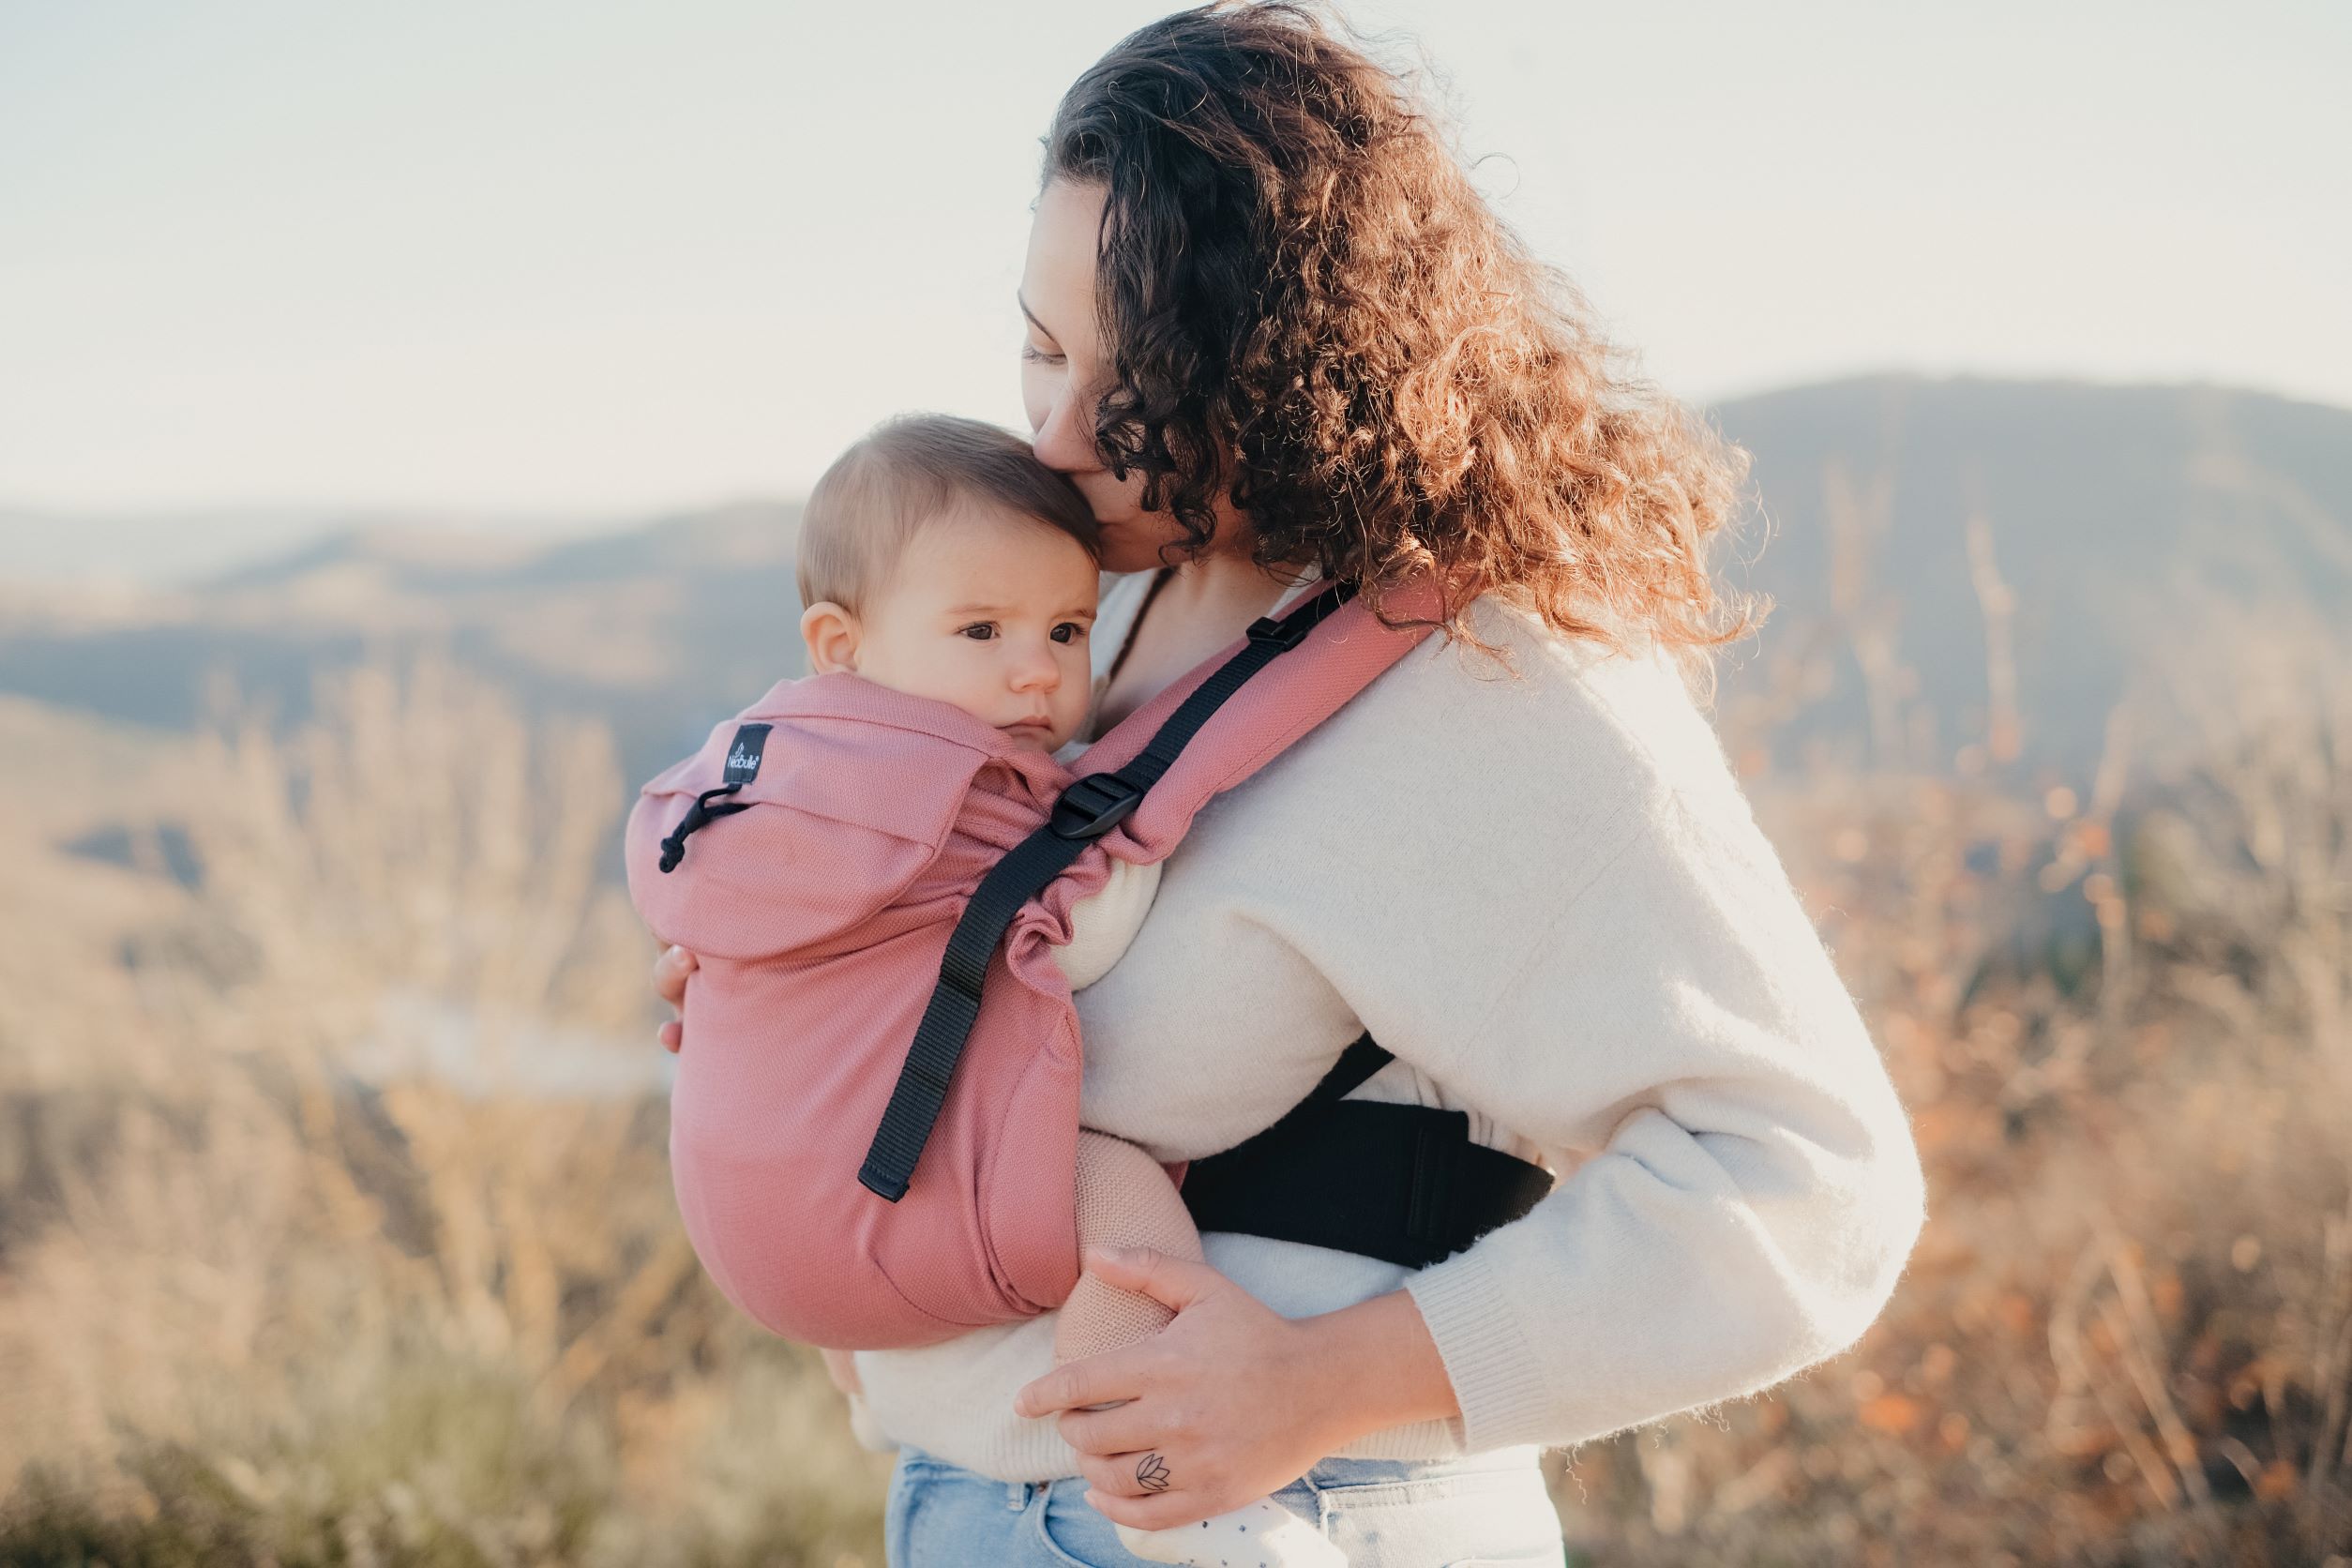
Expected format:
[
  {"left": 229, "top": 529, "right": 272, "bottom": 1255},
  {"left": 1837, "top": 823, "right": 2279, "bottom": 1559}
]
[
  {"left": 1020, "top": 364, "right": 1053, "bottom": 440},
  {"left": 1023, "top": 360, "right": 1089, "bottom": 460}
]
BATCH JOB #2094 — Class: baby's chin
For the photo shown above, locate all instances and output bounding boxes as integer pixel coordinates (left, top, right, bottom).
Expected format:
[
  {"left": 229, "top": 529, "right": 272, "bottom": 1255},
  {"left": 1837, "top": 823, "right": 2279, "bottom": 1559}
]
[{"left": 998, "top": 727, "right": 1069, "bottom": 755}]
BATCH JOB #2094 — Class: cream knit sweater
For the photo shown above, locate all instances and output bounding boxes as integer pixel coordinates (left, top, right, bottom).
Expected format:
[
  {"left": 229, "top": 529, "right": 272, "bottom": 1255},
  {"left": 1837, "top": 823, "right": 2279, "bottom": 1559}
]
[{"left": 850, "top": 569, "right": 1927, "bottom": 1482}]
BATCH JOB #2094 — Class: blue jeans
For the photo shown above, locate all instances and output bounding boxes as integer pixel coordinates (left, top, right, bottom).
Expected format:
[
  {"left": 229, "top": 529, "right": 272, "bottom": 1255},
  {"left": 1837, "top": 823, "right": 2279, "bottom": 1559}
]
[{"left": 883, "top": 1443, "right": 1567, "bottom": 1567}]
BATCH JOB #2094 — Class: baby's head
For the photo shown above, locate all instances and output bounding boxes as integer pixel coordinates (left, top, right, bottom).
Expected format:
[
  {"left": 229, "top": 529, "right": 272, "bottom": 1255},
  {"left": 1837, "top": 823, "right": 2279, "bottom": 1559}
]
[{"left": 797, "top": 414, "right": 1102, "bottom": 753}]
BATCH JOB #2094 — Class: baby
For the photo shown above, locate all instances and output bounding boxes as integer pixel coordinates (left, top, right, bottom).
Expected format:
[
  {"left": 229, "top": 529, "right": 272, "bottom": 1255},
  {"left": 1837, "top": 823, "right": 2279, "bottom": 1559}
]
[{"left": 784, "top": 414, "right": 1340, "bottom": 1568}]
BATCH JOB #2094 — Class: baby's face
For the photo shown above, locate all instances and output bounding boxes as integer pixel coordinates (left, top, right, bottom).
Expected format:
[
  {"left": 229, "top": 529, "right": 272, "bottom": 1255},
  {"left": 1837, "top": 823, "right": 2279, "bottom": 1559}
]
[{"left": 846, "top": 502, "right": 1099, "bottom": 753}]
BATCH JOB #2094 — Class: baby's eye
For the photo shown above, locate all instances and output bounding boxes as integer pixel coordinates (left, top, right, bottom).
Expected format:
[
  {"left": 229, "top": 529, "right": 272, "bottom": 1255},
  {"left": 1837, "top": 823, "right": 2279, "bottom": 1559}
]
[
  {"left": 1050, "top": 622, "right": 1087, "bottom": 644},
  {"left": 959, "top": 624, "right": 996, "bottom": 641}
]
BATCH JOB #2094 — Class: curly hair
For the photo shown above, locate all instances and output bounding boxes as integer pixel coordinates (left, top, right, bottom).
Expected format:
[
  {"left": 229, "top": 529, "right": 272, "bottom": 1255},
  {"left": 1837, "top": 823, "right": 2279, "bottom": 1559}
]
[{"left": 1043, "top": 1, "right": 1759, "bottom": 671}]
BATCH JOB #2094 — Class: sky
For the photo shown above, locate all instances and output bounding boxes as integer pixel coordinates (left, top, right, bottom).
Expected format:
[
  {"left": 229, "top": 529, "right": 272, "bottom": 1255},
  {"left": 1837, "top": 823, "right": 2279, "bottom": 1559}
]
[{"left": 1, "top": 0, "right": 2345, "bottom": 518}]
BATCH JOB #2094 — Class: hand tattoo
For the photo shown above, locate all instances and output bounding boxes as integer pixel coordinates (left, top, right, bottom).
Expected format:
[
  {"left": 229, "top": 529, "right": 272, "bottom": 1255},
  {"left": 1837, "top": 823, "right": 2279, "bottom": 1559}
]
[{"left": 1135, "top": 1452, "right": 1172, "bottom": 1493}]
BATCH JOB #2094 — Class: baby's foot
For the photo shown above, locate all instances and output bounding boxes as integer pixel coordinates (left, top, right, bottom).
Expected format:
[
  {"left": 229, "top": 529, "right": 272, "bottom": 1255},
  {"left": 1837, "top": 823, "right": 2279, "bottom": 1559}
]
[{"left": 1113, "top": 1495, "right": 1343, "bottom": 1567}]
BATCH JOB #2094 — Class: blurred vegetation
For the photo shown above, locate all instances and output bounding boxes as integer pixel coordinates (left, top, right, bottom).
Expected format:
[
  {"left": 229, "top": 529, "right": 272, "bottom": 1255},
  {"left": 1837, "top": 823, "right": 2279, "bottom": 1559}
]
[
  {"left": 2, "top": 525, "right": 2348, "bottom": 1564},
  {"left": 0, "top": 665, "right": 892, "bottom": 1566}
]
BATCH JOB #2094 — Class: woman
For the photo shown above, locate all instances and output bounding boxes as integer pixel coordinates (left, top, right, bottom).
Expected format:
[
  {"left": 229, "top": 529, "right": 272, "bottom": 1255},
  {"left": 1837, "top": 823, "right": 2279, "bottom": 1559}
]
[{"left": 656, "top": 6, "right": 1926, "bottom": 1563}]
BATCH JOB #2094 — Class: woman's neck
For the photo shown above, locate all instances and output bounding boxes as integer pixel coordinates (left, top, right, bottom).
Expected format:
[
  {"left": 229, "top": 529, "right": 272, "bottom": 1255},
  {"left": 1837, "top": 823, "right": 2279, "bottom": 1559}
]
[
  {"left": 1093, "top": 550, "right": 1317, "bottom": 735},
  {"left": 1151, "top": 549, "right": 1315, "bottom": 638}
]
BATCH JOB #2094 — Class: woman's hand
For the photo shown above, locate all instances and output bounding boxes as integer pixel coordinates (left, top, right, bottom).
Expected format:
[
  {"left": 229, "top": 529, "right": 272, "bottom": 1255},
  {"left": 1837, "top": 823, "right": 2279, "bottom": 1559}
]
[
  {"left": 1012, "top": 1246, "right": 1452, "bottom": 1530},
  {"left": 653, "top": 943, "right": 699, "bottom": 1052}
]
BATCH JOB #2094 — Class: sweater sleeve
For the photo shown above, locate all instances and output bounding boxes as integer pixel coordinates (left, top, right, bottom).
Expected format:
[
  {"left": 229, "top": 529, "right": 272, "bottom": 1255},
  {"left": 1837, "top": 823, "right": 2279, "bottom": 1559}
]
[
  {"left": 1049, "top": 855, "right": 1164, "bottom": 991},
  {"left": 1372, "top": 698, "right": 1927, "bottom": 1453}
]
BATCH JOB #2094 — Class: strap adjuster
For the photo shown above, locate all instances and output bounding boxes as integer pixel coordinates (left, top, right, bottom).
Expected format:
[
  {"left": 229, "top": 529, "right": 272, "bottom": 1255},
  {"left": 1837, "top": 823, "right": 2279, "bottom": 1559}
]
[
  {"left": 1247, "top": 611, "right": 1316, "bottom": 652},
  {"left": 1049, "top": 773, "right": 1145, "bottom": 840}
]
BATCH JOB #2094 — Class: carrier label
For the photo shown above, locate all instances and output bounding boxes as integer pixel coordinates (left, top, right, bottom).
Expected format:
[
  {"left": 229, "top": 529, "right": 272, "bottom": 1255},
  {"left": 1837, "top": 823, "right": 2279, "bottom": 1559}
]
[{"left": 722, "top": 723, "right": 774, "bottom": 785}]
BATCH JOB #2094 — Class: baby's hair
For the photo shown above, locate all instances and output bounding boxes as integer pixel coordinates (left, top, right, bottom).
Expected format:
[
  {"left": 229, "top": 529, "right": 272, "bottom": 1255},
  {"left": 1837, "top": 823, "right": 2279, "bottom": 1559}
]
[{"left": 796, "top": 414, "right": 1102, "bottom": 613}]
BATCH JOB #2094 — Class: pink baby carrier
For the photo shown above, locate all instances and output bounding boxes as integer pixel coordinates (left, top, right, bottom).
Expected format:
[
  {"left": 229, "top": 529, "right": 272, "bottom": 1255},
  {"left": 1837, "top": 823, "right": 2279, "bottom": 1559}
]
[{"left": 624, "top": 578, "right": 1443, "bottom": 1349}]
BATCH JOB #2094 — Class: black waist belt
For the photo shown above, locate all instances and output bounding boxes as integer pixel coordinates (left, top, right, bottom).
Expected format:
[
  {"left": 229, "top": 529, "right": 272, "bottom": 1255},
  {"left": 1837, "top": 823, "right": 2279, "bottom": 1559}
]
[{"left": 1177, "top": 1033, "right": 1555, "bottom": 1271}]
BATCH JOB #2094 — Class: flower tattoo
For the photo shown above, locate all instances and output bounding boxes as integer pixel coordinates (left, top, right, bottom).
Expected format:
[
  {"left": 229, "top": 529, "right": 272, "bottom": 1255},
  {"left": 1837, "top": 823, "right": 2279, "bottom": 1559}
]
[{"left": 1135, "top": 1452, "right": 1172, "bottom": 1493}]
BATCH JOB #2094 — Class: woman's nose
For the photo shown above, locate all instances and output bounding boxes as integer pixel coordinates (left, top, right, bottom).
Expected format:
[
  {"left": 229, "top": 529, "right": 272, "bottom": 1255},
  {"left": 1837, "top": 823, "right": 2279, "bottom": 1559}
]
[{"left": 1031, "top": 388, "right": 1095, "bottom": 475}]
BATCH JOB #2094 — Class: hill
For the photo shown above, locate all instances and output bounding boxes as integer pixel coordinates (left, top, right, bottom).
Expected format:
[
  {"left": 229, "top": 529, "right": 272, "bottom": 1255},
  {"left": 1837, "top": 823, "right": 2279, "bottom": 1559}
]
[
  {"left": 2, "top": 376, "right": 2344, "bottom": 792},
  {"left": 1710, "top": 375, "right": 2352, "bottom": 773}
]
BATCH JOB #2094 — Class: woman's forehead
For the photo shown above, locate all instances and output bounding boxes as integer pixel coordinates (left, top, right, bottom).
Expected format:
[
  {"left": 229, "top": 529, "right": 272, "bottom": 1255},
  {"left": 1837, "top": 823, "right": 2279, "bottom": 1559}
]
[{"left": 1019, "top": 178, "right": 1106, "bottom": 334}]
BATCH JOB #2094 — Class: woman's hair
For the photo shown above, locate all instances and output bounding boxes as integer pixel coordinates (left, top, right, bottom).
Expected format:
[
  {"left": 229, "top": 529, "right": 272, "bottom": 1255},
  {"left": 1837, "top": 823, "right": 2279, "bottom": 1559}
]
[
  {"left": 798, "top": 413, "right": 1100, "bottom": 612},
  {"left": 1043, "top": 1, "right": 1758, "bottom": 671}
]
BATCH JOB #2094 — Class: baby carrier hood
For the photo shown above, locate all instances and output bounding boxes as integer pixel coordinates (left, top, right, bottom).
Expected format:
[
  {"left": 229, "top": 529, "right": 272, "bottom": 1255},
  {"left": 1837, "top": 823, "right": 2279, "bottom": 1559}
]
[{"left": 626, "top": 671, "right": 1078, "bottom": 963}]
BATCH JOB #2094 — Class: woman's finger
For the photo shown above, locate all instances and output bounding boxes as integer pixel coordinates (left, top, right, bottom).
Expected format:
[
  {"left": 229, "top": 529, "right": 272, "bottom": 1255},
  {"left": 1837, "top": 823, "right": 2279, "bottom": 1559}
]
[
  {"left": 1053, "top": 1398, "right": 1164, "bottom": 1457},
  {"left": 653, "top": 943, "right": 699, "bottom": 1006},
  {"left": 654, "top": 945, "right": 698, "bottom": 1050},
  {"left": 1078, "top": 1246, "right": 1226, "bottom": 1314},
  {"left": 1014, "top": 1348, "right": 1142, "bottom": 1419},
  {"left": 1074, "top": 1445, "right": 1182, "bottom": 1501}
]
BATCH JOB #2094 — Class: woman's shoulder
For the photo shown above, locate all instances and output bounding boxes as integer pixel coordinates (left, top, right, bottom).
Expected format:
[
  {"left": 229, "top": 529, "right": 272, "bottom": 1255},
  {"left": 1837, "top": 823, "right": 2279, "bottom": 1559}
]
[
  {"left": 1181, "top": 589, "right": 1772, "bottom": 916},
  {"left": 1341, "top": 590, "right": 1746, "bottom": 817}
]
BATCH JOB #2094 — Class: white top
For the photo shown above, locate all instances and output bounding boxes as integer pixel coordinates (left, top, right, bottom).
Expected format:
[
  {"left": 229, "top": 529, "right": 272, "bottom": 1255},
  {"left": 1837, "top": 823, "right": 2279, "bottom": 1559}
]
[
  {"left": 851, "top": 568, "right": 1927, "bottom": 1482},
  {"left": 1044, "top": 570, "right": 1177, "bottom": 987}
]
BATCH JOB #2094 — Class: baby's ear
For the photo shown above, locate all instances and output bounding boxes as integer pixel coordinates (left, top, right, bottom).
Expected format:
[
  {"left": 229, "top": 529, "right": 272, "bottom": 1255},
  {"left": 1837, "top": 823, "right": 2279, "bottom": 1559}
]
[{"left": 800, "top": 602, "right": 861, "bottom": 674}]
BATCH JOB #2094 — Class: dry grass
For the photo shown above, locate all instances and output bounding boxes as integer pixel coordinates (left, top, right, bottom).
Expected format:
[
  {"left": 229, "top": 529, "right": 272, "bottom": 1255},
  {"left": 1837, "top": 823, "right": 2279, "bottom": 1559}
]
[
  {"left": 1, "top": 570, "right": 2347, "bottom": 1564},
  {"left": 0, "top": 664, "right": 892, "bottom": 1567},
  {"left": 1545, "top": 584, "right": 2352, "bottom": 1564}
]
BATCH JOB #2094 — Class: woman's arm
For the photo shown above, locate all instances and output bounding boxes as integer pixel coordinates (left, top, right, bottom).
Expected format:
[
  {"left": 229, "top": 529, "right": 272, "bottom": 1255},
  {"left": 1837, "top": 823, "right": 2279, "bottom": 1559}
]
[
  {"left": 1025, "top": 787, "right": 1925, "bottom": 1528},
  {"left": 1357, "top": 770, "right": 1931, "bottom": 1454},
  {"left": 1024, "top": 637, "right": 1927, "bottom": 1518}
]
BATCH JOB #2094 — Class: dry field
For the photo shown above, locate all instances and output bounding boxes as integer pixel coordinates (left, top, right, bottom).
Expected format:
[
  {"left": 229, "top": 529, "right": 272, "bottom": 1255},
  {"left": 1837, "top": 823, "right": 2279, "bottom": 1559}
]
[{"left": 0, "top": 593, "right": 2346, "bottom": 1565}]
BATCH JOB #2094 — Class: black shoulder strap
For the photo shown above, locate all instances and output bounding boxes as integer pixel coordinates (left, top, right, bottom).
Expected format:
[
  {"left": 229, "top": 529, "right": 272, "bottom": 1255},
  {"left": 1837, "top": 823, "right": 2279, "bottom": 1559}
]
[
  {"left": 1271, "top": 1033, "right": 1392, "bottom": 1123},
  {"left": 857, "top": 580, "right": 1358, "bottom": 1202}
]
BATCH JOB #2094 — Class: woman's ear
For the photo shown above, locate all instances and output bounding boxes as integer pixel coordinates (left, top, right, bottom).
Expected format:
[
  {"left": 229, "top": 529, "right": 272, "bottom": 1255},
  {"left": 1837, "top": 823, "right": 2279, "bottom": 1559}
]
[{"left": 800, "top": 601, "right": 862, "bottom": 674}]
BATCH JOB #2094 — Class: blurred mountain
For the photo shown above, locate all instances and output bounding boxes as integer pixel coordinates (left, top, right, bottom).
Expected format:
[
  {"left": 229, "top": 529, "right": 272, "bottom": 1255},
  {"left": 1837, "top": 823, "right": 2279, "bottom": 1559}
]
[
  {"left": 4, "top": 376, "right": 2347, "bottom": 797},
  {"left": 0, "top": 502, "right": 805, "bottom": 794},
  {"left": 1708, "top": 376, "right": 2352, "bottom": 774},
  {"left": 0, "top": 505, "right": 627, "bottom": 588}
]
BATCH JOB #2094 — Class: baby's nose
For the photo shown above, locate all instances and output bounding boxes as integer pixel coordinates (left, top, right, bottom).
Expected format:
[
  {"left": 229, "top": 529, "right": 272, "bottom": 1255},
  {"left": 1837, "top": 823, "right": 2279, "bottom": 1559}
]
[{"left": 1010, "top": 644, "right": 1061, "bottom": 690}]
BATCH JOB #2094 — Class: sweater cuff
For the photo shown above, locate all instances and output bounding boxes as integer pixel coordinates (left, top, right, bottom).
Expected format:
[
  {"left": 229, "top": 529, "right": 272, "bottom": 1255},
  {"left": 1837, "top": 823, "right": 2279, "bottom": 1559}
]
[{"left": 1403, "top": 1246, "right": 1560, "bottom": 1452}]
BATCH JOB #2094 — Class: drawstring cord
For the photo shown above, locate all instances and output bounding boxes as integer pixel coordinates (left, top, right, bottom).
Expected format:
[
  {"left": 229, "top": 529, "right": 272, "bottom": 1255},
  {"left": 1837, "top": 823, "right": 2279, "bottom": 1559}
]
[{"left": 658, "top": 783, "right": 753, "bottom": 872}]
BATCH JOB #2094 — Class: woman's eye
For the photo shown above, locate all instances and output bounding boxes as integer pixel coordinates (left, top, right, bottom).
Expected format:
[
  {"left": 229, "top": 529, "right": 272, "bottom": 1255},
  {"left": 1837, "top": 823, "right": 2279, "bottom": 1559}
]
[
  {"left": 959, "top": 624, "right": 996, "bottom": 641},
  {"left": 1050, "top": 623, "right": 1086, "bottom": 644},
  {"left": 1021, "top": 344, "right": 1066, "bottom": 367}
]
